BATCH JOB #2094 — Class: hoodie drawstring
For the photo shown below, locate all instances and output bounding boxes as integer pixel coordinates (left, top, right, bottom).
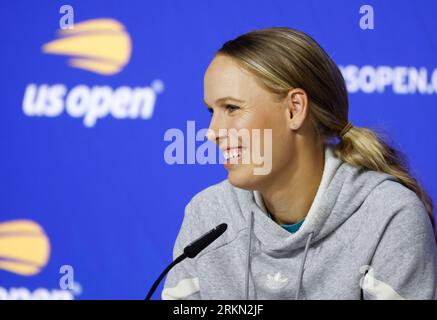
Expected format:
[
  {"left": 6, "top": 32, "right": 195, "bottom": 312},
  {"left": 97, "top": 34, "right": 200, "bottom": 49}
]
[
  {"left": 244, "top": 212, "right": 314, "bottom": 300},
  {"left": 245, "top": 211, "right": 254, "bottom": 300},
  {"left": 295, "top": 232, "right": 314, "bottom": 300}
]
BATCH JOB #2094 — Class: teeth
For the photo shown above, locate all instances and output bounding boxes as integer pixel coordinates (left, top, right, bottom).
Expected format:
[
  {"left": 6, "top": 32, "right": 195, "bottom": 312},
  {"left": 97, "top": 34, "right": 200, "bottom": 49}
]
[{"left": 223, "top": 148, "right": 242, "bottom": 160}]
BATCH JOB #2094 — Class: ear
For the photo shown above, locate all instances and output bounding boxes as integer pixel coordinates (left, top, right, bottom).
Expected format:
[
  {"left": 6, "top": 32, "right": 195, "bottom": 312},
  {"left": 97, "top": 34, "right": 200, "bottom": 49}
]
[{"left": 286, "top": 88, "right": 308, "bottom": 130}]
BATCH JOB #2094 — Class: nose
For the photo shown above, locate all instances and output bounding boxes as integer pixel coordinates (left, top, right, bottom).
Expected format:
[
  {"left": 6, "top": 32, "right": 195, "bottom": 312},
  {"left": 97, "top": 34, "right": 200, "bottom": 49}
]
[{"left": 205, "top": 114, "right": 227, "bottom": 145}]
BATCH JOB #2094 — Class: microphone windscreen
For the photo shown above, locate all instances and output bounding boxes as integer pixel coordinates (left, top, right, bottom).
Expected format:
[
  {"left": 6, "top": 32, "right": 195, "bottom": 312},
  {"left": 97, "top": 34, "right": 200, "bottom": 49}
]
[{"left": 183, "top": 223, "right": 227, "bottom": 258}]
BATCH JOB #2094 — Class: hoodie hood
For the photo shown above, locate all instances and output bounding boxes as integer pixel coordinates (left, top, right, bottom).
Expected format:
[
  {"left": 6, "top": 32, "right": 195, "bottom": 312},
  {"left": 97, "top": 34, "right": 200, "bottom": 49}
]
[
  {"left": 235, "top": 143, "right": 399, "bottom": 252},
  {"left": 237, "top": 143, "right": 400, "bottom": 299}
]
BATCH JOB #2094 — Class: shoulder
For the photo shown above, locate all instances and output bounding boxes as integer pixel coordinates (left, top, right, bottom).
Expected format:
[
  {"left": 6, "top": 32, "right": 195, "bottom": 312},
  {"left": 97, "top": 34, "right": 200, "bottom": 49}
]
[
  {"left": 183, "top": 179, "right": 249, "bottom": 234},
  {"left": 364, "top": 177, "right": 434, "bottom": 239},
  {"left": 188, "top": 179, "right": 237, "bottom": 207},
  {"left": 188, "top": 178, "right": 254, "bottom": 213}
]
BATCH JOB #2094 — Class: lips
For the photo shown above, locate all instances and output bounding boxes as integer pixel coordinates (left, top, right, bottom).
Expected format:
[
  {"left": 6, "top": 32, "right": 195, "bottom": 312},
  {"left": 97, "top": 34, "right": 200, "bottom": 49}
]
[{"left": 223, "top": 147, "right": 244, "bottom": 161}]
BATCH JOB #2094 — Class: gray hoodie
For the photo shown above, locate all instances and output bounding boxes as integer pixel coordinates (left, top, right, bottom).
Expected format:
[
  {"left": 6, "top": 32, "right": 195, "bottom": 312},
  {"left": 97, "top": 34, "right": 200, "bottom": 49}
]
[{"left": 162, "top": 143, "right": 437, "bottom": 300}]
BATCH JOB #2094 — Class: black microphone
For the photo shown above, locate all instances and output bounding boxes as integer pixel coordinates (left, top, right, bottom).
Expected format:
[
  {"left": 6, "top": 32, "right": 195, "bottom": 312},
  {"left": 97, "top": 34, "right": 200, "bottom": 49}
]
[{"left": 145, "top": 223, "right": 227, "bottom": 300}]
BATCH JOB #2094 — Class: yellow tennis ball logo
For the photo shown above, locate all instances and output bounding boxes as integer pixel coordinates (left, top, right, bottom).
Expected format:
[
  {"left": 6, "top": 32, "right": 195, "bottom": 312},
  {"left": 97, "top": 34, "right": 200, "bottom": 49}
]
[
  {"left": 42, "top": 18, "right": 132, "bottom": 75},
  {"left": 0, "top": 220, "right": 50, "bottom": 276}
]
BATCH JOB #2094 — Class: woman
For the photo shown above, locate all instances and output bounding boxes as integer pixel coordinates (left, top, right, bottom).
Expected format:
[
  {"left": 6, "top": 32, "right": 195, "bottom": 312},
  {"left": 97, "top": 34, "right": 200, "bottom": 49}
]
[{"left": 162, "top": 27, "right": 437, "bottom": 300}]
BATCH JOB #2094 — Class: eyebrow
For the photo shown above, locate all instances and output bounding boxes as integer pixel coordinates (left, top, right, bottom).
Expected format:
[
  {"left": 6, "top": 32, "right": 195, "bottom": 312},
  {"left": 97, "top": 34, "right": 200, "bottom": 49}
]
[{"left": 203, "top": 96, "right": 245, "bottom": 107}]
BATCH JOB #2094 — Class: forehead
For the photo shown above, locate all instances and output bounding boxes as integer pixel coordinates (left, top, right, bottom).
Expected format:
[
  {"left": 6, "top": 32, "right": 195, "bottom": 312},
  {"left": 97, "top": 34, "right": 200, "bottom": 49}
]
[{"left": 204, "top": 55, "right": 266, "bottom": 104}]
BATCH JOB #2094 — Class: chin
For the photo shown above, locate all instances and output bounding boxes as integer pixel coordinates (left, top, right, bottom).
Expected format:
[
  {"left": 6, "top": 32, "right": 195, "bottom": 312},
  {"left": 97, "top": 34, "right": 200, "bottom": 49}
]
[{"left": 226, "top": 166, "right": 267, "bottom": 191}]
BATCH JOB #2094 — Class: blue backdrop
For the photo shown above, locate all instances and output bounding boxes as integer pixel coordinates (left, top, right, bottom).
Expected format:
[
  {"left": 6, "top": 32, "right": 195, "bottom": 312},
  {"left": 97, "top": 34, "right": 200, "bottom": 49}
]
[{"left": 0, "top": 0, "right": 436, "bottom": 299}]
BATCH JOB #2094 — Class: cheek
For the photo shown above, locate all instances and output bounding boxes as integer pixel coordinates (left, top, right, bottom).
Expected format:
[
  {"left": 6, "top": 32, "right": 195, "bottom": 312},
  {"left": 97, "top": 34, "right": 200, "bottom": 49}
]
[
  {"left": 272, "top": 130, "right": 293, "bottom": 161},
  {"left": 246, "top": 113, "right": 292, "bottom": 171},
  {"left": 265, "top": 114, "right": 293, "bottom": 171},
  {"left": 234, "top": 108, "right": 280, "bottom": 131},
  {"left": 237, "top": 108, "right": 290, "bottom": 144}
]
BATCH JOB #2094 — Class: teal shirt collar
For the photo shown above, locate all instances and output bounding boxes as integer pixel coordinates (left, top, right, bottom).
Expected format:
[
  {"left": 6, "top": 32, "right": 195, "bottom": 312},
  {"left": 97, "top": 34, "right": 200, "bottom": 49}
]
[{"left": 267, "top": 212, "right": 305, "bottom": 233}]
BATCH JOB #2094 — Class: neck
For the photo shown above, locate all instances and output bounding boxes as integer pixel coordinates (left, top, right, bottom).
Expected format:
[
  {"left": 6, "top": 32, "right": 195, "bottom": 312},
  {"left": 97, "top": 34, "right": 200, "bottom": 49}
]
[{"left": 258, "top": 141, "right": 325, "bottom": 225}]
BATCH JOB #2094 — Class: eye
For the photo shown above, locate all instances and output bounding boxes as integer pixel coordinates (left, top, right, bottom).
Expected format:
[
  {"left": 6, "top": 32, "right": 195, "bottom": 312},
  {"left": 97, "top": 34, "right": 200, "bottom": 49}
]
[
  {"left": 207, "top": 107, "right": 214, "bottom": 115},
  {"left": 225, "top": 104, "right": 240, "bottom": 113}
]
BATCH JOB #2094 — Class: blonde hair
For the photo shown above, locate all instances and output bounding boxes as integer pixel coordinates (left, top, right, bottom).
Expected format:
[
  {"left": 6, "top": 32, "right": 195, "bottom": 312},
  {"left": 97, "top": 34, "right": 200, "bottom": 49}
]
[{"left": 216, "top": 27, "right": 436, "bottom": 234}]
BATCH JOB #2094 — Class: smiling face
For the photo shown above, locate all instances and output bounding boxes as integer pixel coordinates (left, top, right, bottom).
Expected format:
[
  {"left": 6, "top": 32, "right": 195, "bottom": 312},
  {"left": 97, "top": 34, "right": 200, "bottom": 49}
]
[{"left": 203, "top": 54, "right": 301, "bottom": 190}]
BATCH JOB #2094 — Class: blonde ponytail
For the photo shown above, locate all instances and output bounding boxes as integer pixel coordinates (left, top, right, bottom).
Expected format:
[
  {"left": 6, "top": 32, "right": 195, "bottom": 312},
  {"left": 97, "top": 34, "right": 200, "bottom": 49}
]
[{"left": 335, "top": 125, "right": 435, "bottom": 231}]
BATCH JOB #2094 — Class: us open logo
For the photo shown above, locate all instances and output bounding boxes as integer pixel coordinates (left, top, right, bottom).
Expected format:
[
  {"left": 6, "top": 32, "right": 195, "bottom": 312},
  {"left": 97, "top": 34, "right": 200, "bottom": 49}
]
[
  {"left": 22, "top": 18, "right": 164, "bottom": 128},
  {"left": 0, "top": 219, "right": 50, "bottom": 276},
  {"left": 42, "top": 18, "right": 131, "bottom": 75},
  {"left": 0, "top": 219, "right": 81, "bottom": 300}
]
